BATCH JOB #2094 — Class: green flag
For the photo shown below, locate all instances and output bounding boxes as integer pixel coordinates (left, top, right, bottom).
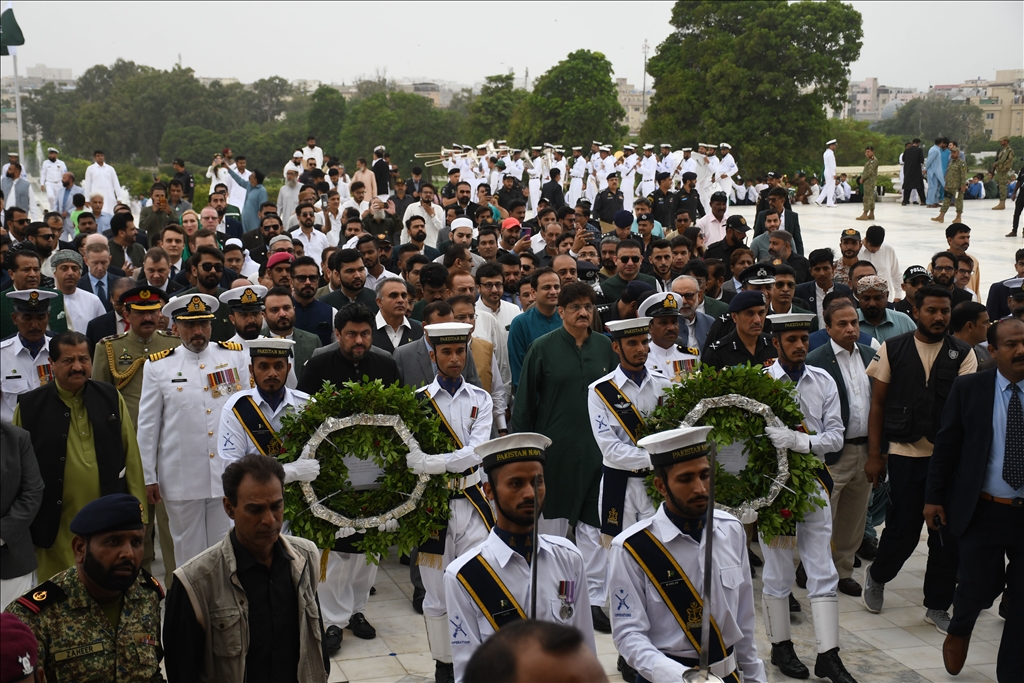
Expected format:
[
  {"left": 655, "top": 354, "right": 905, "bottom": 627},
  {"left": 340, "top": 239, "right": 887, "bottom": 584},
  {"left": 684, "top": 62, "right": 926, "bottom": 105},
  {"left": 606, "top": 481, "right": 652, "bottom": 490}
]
[{"left": 1, "top": 7, "right": 26, "bottom": 56}]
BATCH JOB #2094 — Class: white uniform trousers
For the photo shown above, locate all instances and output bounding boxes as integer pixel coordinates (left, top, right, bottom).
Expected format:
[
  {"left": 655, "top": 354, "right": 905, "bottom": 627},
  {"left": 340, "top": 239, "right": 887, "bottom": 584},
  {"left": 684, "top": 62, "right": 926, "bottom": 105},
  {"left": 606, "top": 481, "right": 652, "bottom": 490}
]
[
  {"left": 621, "top": 175, "right": 636, "bottom": 202},
  {"left": 816, "top": 176, "right": 837, "bottom": 207},
  {"left": 639, "top": 180, "right": 656, "bottom": 198},
  {"left": 164, "top": 498, "right": 232, "bottom": 567},
  {"left": 568, "top": 178, "right": 584, "bottom": 207},
  {"left": 317, "top": 550, "right": 379, "bottom": 628},
  {"left": 422, "top": 497, "right": 492, "bottom": 663},
  {"left": 586, "top": 176, "right": 598, "bottom": 204},
  {"left": 718, "top": 177, "right": 736, "bottom": 203},
  {"left": 528, "top": 179, "right": 541, "bottom": 212},
  {"left": 758, "top": 482, "right": 839, "bottom": 599},
  {"left": 45, "top": 183, "right": 62, "bottom": 211},
  {"left": 576, "top": 521, "right": 605, "bottom": 606},
  {"left": 0, "top": 572, "right": 35, "bottom": 612},
  {"left": 596, "top": 476, "right": 656, "bottom": 606}
]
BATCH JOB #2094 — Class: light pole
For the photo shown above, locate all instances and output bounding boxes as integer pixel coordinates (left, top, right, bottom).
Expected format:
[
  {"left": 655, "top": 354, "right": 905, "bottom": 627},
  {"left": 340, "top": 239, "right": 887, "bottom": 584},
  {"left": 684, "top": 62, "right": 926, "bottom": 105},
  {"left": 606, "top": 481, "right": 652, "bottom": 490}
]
[{"left": 642, "top": 40, "right": 650, "bottom": 115}]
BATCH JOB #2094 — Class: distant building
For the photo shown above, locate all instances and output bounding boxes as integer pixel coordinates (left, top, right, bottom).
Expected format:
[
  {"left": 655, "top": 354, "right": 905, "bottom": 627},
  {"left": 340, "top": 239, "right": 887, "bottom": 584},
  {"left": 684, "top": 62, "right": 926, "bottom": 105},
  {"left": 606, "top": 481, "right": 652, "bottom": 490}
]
[
  {"left": 397, "top": 82, "right": 443, "bottom": 107},
  {"left": 616, "top": 78, "right": 652, "bottom": 137},
  {"left": 0, "top": 64, "right": 76, "bottom": 141},
  {"left": 25, "top": 65, "right": 72, "bottom": 81},
  {"left": 840, "top": 77, "right": 922, "bottom": 122},
  {"left": 930, "top": 69, "right": 1024, "bottom": 141},
  {"left": 197, "top": 77, "right": 241, "bottom": 87}
]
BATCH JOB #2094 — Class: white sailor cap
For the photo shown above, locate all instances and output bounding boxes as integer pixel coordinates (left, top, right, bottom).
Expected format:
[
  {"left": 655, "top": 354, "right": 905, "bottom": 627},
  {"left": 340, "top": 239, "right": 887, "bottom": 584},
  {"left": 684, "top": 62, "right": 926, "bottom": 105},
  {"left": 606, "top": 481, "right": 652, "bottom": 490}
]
[
  {"left": 706, "top": 142, "right": 718, "bottom": 148},
  {"left": 477, "top": 432, "right": 551, "bottom": 473},
  {"left": 496, "top": 140, "right": 507, "bottom": 145},
  {"left": 623, "top": 144, "right": 635, "bottom": 150},
  {"left": 5, "top": 288, "right": 57, "bottom": 313},
  {"left": 163, "top": 293, "right": 219, "bottom": 320},
  {"left": 600, "top": 145, "right": 611, "bottom": 152},
  {"left": 592, "top": 140, "right": 603, "bottom": 146},
  {"left": 638, "top": 292, "right": 684, "bottom": 318},
  {"left": 571, "top": 146, "right": 583, "bottom": 151},
  {"left": 374, "top": 145, "right": 386, "bottom": 153},
  {"left": 424, "top": 322, "right": 473, "bottom": 345},
  {"left": 543, "top": 142, "right": 555, "bottom": 149},
  {"left": 477, "top": 143, "right": 488, "bottom": 149},
  {"left": 218, "top": 284, "right": 267, "bottom": 312},
  {"left": 642, "top": 144, "right": 655, "bottom": 150},
  {"left": 7, "top": 150, "right": 18, "bottom": 157},
  {"left": 766, "top": 312, "right": 816, "bottom": 333},
  {"left": 606, "top": 317, "right": 652, "bottom": 339},
  {"left": 638, "top": 426, "right": 715, "bottom": 468},
  {"left": 292, "top": 150, "right": 304, "bottom": 158},
  {"left": 554, "top": 148, "right": 565, "bottom": 154},
  {"left": 697, "top": 142, "right": 709, "bottom": 148},
  {"left": 532, "top": 145, "right": 543, "bottom": 151},
  {"left": 660, "top": 143, "right": 672, "bottom": 148},
  {"left": 47, "top": 147, "right": 60, "bottom": 154},
  {"left": 720, "top": 142, "right": 731, "bottom": 149},
  {"left": 247, "top": 337, "right": 296, "bottom": 358},
  {"left": 826, "top": 139, "right": 837, "bottom": 146},
  {"left": 682, "top": 147, "right": 693, "bottom": 152},
  {"left": 1004, "top": 277, "right": 1024, "bottom": 297}
]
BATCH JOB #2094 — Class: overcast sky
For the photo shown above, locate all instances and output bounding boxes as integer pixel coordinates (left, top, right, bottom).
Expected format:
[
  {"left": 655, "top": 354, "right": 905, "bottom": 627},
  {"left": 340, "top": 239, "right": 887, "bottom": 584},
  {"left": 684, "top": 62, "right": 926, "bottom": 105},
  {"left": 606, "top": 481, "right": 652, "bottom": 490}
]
[{"left": 7, "top": 1, "right": 1023, "bottom": 93}]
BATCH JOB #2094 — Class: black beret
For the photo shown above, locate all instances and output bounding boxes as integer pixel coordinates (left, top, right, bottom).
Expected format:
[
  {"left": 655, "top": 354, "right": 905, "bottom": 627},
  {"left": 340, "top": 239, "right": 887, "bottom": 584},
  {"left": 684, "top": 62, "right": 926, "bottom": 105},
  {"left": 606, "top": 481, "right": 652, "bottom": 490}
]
[{"left": 69, "top": 494, "right": 145, "bottom": 537}]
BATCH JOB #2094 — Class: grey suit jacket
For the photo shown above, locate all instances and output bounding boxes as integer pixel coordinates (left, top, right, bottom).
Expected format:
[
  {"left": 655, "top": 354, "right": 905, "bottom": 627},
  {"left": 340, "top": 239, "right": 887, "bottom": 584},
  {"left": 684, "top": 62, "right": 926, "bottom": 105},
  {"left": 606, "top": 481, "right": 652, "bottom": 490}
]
[
  {"left": 392, "top": 337, "right": 482, "bottom": 389},
  {"left": 685, "top": 311, "right": 716, "bottom": 353},
  {"left": 1, "top": 422, "right": 44, "bottom": 579},
  {"left": 1, "top": 176, "right": 31, "bottom": 213},
  {"left": 291, "top": 327, "right": 322, "bottom": 382}
]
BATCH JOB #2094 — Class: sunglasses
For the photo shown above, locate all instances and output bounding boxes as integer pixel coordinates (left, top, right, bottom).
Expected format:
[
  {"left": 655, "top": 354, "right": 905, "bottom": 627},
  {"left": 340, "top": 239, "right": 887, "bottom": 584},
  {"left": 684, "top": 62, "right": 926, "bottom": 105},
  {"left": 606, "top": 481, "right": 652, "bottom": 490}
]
[
  {"left": 619, "top": 255, "right": 642, "bottom": 264},
  {"left": 292, "top": 274, "right": 318, "bottom": 282},
  {"left": 200, "top": 262, "right": 224, "bottom": 272}
]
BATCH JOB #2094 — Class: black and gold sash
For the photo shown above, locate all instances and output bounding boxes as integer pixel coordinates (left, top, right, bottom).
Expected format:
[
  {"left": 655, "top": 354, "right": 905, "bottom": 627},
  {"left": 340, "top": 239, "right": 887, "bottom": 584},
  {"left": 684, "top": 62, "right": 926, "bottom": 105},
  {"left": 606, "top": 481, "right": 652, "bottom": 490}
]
[
  {"left": 456, "top": 554, "right": 526, "bottom": 631},
  {"left": 622, "top": 528, "right": 729, "bottom": 665},
  {"left": 815, "top": 464, "right": 834, "bottom": 497},
  {"left": 422, "top": 390, "right": 464, "bottom": 449},
  {"left": 419, "top": 482, "right": 495, "bottom": 561},
  {"left": 595, "top": 380, "right": 649, "bottom": 542},
  {"left": 232, "top": 395, "right": 282, "bottom": 456}
]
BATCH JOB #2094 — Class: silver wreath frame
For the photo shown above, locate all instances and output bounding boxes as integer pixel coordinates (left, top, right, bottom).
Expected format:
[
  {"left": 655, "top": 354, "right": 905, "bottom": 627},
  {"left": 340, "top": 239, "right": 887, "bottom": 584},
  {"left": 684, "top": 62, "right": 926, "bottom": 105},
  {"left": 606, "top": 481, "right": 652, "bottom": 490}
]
[
  {"left": 681, "top": 393, "right": 789, "bottom": 524},
  {"left": 298, "top": 413, "right": 431, "bottom": 531}
]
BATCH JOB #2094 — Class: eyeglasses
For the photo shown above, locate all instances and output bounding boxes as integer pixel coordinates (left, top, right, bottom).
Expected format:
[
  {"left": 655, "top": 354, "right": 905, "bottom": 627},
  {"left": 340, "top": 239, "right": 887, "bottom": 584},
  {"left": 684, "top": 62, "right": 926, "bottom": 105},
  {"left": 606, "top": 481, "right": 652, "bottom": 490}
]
[
  {"left": 14, "top": 219, "right": 29, "bottom": 225},
  {"left": 933, "top": 265, "right": 955, "bottom": 272},
  {"left": 619, "top": 255, "right": 642, "bottom": 264},
  {"left": 679, "top": 291, "right": 698, "bottom": 299},
  {"left": 479, "top": 281, "right": 503, "bottom": 290},
  {"left": 455, "top": 314, "right": 476, "bottom": 321},
  {"left": 299, "top": 212, "right": 316, "bottom": 218},
  {"left": 292, "top": 274, "right": 318, "bottom": 282},
  {"left": 200, "top": 262, "right": 224, "bottom": 272},
  {"left": 774, "top": 281, "right": 795, "bottom": 290},
  {"left": 956, "top": 268, "right": 974, "bottom": 276},
  {"left": 37, "top": 234, "right": 55, "bottom": 240},
  {"left": 565, "top": 303, "right": 594, "bottom": 313}
]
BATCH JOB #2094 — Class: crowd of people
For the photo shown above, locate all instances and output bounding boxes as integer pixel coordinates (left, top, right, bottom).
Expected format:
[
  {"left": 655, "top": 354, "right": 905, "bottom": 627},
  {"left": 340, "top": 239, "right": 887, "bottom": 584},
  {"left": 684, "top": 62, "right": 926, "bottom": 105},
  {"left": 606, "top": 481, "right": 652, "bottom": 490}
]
[{"left": 0, "top": 133, "right": 1022, "bottom": 683}]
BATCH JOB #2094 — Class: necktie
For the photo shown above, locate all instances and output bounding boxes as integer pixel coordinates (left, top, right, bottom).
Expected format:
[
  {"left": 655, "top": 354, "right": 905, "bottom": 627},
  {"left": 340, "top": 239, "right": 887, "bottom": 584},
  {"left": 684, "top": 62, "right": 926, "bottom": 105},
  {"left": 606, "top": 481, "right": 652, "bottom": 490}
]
[
  {"left": 1005, "top": 383, "right": 1024, "bottom": 490},
  {"left": 95, "top": 279, "right": 106, "bottom": 303}
]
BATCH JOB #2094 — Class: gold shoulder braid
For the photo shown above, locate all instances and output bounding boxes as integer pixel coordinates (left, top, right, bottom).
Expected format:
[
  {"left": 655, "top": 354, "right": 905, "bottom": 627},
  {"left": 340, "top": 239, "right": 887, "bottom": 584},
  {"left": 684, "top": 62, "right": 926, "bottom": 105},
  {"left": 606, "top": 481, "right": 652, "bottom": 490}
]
[{"left": 105, "top": 343, "right": 147, "bottom": 390}]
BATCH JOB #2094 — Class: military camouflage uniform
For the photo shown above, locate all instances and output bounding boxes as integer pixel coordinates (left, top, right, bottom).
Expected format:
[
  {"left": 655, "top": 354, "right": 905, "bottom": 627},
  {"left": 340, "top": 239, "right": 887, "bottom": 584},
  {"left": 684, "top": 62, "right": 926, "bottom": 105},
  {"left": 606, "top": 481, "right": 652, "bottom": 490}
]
[
  {"left": 861, "top": 157, "right": 879, "bottom": 212},
  {"left": 5, "top": 566, "right": 165, "bottom": 682},
  {"left": 941, "top": 157, "right": 968, "bottom": 215},
  {"left": 994, "top": 145, "right": 1015, "bottom": 200}
]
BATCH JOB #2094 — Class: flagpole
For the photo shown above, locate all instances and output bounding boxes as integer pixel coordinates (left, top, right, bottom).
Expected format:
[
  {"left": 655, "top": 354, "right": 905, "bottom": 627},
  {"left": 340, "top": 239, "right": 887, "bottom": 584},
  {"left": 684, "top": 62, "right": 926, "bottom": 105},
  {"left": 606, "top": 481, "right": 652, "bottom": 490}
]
[{"left": 12, "top": 49, "right": 24, "bottom": 166}]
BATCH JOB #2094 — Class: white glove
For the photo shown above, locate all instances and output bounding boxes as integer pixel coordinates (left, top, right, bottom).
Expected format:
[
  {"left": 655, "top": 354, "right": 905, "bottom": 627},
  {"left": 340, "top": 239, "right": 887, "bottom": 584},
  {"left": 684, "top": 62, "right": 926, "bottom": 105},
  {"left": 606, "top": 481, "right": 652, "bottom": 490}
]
[
  {"left": 406, "top": 443, "right": 447, "bottom": 475},
  {"left": 377, "top": 518, "right": 399, "bottom": 533},
  {"left": 283, "top": 459, "right": 321, "bottom": 484},
  {"left": 765, "top": 426, "right": 811, "bottom": 454}
]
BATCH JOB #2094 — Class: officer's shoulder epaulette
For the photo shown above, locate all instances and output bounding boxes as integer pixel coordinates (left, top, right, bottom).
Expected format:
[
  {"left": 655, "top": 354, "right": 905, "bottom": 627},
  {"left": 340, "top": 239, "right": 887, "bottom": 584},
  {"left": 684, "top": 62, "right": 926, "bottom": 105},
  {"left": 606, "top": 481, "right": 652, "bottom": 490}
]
[
  {"left": 217, "top": 341, "right": 244, "bottom": 351},
  {"left": 100, "top": 331, "right": 128, "bottom": 344},
  {"left": 14, "top": 581, "right": 67, "bottom": 614},
  {"left": 139, "top": 568, "right": 165, "bottom": 601},
  {"left": 0, "top": 337, "right": 14, "bottom": 349},
  {"left": 156, "top": 330, "right": 175, "bottom": 338},
  {"left": 677, "top": 344, "right": 701, "bottom": 356},
  {"left": 149, "top": 347, "right": 175, "bottom": 362}
]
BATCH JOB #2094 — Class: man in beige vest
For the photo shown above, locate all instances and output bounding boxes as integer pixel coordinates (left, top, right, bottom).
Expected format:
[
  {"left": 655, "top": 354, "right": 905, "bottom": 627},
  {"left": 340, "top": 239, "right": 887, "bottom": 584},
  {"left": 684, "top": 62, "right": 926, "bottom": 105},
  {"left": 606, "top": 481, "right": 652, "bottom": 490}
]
[
  {"left": 448, "top": 294, "right": 509, "bottom": 436},
  {"left": 162, "top": 454, "right": 329, "bottom": 683}
]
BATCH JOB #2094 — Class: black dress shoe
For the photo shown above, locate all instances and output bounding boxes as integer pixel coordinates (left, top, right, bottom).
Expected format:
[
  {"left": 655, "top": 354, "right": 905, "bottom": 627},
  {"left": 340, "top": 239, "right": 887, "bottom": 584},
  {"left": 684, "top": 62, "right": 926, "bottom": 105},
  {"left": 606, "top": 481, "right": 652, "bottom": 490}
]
[
  {"left": 838, "top": 577, "right": 862, "bottom": 597},
  {"left": 370, "top": 585, "right": 376, "bottom": 596},
  {"left": 324, "top": 625, "right": 343, "bottom": 653},
  {"left": 771, "top": 640, "right": 810, "bottom": 679},
  {"left": 814, "top": 647, "right": 857, "bottom": 683},
  {"left": 413, "top": 586, "right": 425, "bottom": 614},
  {"left": 617, "top": 655, "right": 638, "bottom": 682},
  {"left": 591, "top": 605, "right": 612, "bottom": 633},
  {"left": 434, "top": 660, "right": 455, "bottom": 683},
  {"left": 795, "top": 561, "right": 807, "bottom": 589},
  {"left": 400, "top": 553, "right": 411, "bottom": 566},
  {"left": 857, "top": 537, "right": 877, "bottom": 561},
  {"left": 748, "top": 547, "right": 763, "bottom": 567},
  {"left": 346, "top": 612, "right": 376, "bottom": 639},
  {"left": 854, "top": 555, "right": 861, "bottom": 568},
  {"left": 789, "top": 594, "right": 802, "bottom": 612}
]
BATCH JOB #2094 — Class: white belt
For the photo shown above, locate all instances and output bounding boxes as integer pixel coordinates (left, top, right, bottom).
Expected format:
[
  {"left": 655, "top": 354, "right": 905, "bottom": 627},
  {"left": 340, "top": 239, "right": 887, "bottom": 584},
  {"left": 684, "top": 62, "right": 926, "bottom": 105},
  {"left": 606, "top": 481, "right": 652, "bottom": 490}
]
[
  {"left": 448, "top": 469, "right": 481, "bottom": 491},
  {"left": 710, "top": 652, "right": 737, "bottom": 678}
]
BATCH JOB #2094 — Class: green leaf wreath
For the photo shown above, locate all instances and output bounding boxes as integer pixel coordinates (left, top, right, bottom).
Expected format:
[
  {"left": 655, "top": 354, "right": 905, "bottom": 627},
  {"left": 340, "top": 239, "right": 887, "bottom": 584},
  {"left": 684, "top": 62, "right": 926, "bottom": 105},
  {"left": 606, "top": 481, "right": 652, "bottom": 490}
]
[
  {"left": 277, "top": 379, "right": 457, "bottom": 562},
  {"left": 643, "top": 363, "right": 825, "bottom": 545}
]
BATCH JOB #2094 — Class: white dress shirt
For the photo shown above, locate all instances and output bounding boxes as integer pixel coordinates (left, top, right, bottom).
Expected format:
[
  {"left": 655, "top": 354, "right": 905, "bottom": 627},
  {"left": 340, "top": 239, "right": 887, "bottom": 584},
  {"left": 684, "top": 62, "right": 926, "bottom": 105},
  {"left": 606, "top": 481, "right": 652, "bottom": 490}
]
[
  {"left": 858, "top": 243, "right": 902, "bottom": 302},
  {"left": 375, "top": 310, "right": 411, "bottom": 351},
  {"left": 217, "top": 385, "right": 310, "bottom": 464},
  {"left": 608, "top": 506, "right": 767, "bottom": 683},
  {"left": 445, "top": 530, "right": 595, "bottom": 683},
  {"left": 294, "top": 228, "right": 330, "bottom": 265},
  {"left": 302, "top": 145, "right": 324, "bottom": 169},
  {"left": 83, "top": 162, "right": 121, "bottom": 213},
  {"left": 62, "top": 288, "right": 107, "bottom": 333},
  {"left": 829, "top": 340, "right": 871, "bottom": 439},
  {"left": 364, "top": 267, "right": 400, "bottom": 293},
  {"left": 402, "top": 202, "right": 445, "bottom": 248},
  {"left": 0, "top": 334, "right": 51, "bottom": 423}
]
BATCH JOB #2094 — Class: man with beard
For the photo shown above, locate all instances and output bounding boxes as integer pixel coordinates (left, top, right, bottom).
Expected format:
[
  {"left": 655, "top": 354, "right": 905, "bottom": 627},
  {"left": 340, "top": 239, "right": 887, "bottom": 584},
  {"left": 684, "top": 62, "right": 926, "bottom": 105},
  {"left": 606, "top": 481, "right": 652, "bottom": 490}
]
[
  {"left": 767, "top": 230, "right": 810, "bottom": 284},
  {"left": 671, "top": 275, "right": 716, "bottom": 353},
  {"left": 638, "top": 292, "right": 701, "bottom": 379},
  {"left": 107, "top": 213, "right": 146, "bottom": 276},
  {"left": 402, "top": 214, "right": 442, "bottom": 261},
  {"left": 292, "top": 202, "right": 329, "bottom": 265},
  {"left": 206, "top": 191, "right": 244, "bottom": 240},
  {"left": 289, "top": 257, "right": 336, "bottom": 347},
  {"left": 357, "top": 235, "right": 398, "bottom": 292},
  {"left": 702, "top": 290, "right": 778, "bottom": 369},
  {"left": 220, "top": 284, "right": 267, "bottom": 345},
  {"left": 855, "top": 276, "right": 915, "bottom": 343},
  {"left": 758, "top": 314, "right": 853, "bottom": 682},
  {"left": 372, "top": 277, "right": 421, "bottom": 353},
  {"left": 137, "top": 293, "right": 250, "bottom": 571},
  {"left": 298, "top": 304, "right": 400, "bottom": 649},
  {"left": 14, "top": 331, "right": 147, "bottom": 582},
  {"left": 930, "top": 250, "right": 973, "bottom": 307},
  {"left": 321, "top": 248, "right": 379, "bottom": 316},
  {"left": 178, "top": 246, "right": 235, "bottom": 342},
  {"left": 1, "top": 289, "right": 57, "bottom": 424},
  {"left": 4, "top": 494, "right": 164, "bottom": 682},
  {"left": 445, "top": 433, "right": 595, "bottom": 683},
  {"left": 598, "top": 237, "right": 657, "bottom": 304},
  {"left": 512, "top": 283, "right": 617, "bottom": 636},
  {"left": 610, "top": 426, "right": 765, "bottom": 683},
  {"left": 262, "top": 285, "right": 320, "bottom": 388},
  {"left": 265, "top": 249, "right": 294, "bottom": 289},
  {"left": 862, "top": 286, "right": 976, "bottom": 634},
  {"left": 51, "top": 249, "right": 106, "bottom": 334}
]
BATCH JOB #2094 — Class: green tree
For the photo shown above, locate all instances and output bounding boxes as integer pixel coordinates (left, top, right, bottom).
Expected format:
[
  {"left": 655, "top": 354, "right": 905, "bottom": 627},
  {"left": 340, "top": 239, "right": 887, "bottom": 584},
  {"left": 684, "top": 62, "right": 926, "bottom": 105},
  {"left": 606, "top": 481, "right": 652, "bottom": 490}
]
[
  {"left": 463, "top": 74, "right": 526, "bottom": 144},
  {"left": 874, "top": 97, "right": 986, "bottom": 148},
  {"left": 826, "top": 119, "right": 904, "bottom": 166},
  {"left": 251, "top": 76, "right": 295, "bottom": 124},
  {"left": 509, "top": 50, "right": 626, "bottom": 146},
  {"left": 306, "top": 85, "right": 348, "bottom": 154},
  {"left": 642, "top": 0, "right": 863, "bottom": 174}
]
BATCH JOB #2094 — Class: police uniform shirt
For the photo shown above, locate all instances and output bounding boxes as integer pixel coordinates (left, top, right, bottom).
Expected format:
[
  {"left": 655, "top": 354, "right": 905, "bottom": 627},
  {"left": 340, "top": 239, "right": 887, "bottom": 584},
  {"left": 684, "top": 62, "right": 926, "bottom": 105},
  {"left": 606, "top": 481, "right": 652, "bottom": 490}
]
[
  {"left": 608, "top": 506, "right": 766, "bottom": 683},
  {"left": 594, "top": 189, "right": 625, "bottom": 224},
  {"left": 419, "top": 376, "right": 493, "bottom": 473},
  {"left": 589, "top": 366, "right": 672, "bottom": 471},
  {"left": 1, "top": 334, "right": 52, "bottom": 423},
  {"left": 645, "top": 341, "right": 700, "bottom": 382},
  {"left": 702, "top": 330, "right": 777, "bottom": 370},
  {"left": 647, "top": 189, "right": 677, "bottom": 228},
  {"left": 218, "top": 386, "right": 311, "bottom": 464},
  {"left": 137, "top": 341, "right": 252, "bottom": 501},
  {"left": 444, "top": 530, "right": 596, "bottom": 683},
  {"left": 764, "top": 361, "right": 844, "bottom": 457}
]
